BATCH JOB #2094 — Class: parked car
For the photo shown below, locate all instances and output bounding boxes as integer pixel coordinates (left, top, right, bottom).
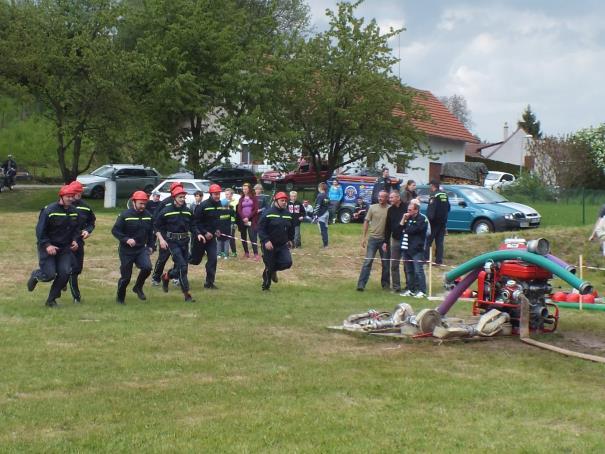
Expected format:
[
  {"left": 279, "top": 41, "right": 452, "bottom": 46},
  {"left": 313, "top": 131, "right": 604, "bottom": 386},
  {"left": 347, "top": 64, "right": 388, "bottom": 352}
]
[
  {"left": 77, "top": 164, "right": 162, "bottom": 199},
  {"left": 261, "top": 160, "right": 331, "bottom": 191},
  {"left": 416, "top": 184, "right": 541, "bottom": 234},
  {"left": 484, "top": 171, "right": 516, "bottom": 190},
  {"left": 203, "top": 166, "right": 257, "bottom": 189},
  {"left": 151, "top": 179, "right": 240, "bottom": 207},
  {"left": 15, "top": 167, "right": 33, "bottom": 181},
  {"left": 166, "top": 168, "right": 195, "bottom": 179}
]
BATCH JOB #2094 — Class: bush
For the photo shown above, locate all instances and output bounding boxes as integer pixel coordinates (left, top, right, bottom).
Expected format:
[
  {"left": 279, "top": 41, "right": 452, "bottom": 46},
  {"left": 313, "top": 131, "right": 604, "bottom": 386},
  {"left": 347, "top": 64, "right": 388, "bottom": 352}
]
[{"left": 501, "top": 173, "right": 557, "bottom": 201}]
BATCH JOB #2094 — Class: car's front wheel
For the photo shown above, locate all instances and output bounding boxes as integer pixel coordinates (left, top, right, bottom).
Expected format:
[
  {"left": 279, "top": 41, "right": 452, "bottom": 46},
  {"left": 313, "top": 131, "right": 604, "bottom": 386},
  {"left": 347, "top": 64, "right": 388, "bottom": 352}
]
[
  {"left": 472, "top": 219, "right": 494, "bottom": 234},
  {"left": 338, "top": 208, "right": 352, "bottom": 224}
]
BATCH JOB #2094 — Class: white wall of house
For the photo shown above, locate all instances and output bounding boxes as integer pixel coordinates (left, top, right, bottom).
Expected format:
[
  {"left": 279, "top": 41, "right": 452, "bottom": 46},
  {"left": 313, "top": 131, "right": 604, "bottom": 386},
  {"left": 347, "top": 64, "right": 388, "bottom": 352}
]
[
  {"left": 377, "top": 136, "right": 467, "bottom": 184},
  {"left": 483, "top": 127, "right": 530, "bottom": 167}
]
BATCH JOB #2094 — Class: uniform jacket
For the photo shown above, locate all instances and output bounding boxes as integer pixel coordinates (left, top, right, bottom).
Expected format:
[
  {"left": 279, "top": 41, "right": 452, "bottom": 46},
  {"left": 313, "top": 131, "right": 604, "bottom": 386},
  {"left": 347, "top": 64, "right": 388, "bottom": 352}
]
[
  {"left": 36, "top": 201, "right": 80, "bottom": 248},
  {"left": 427, "top": 189, "right": 450, "bottom": 225},
  {"left": 112, "top": 208, "right": 155, "bottom": 251},
  {"left": 371, "top": 176, "right": 396, "bottom": 203},
  {"left": 154, "top": 203, "right": 195, "bottom": 238},
  {"left": 146, "top": 200, "right": 161, "bottom": 216},
  {"left": 72, "top": 199, "right": 96, "bottom": 237},
  {"left": 194, "top": 197, "right": 230, "bottom": 235},
  {"left": 258, "top": 204, "right": 295, "bottom": 247},
  {"left": 401, "top": 213, "right": 428, "bottom": 255}
]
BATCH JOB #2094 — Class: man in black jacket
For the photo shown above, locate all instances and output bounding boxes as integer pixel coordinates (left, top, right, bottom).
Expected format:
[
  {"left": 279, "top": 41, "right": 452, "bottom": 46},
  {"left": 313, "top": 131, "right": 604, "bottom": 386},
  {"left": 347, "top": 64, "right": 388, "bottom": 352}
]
[
  {"left": 258, "top": 192, "right": 294, "bottom": 291},
  {"left": 112, "top": 191, "right": 155, "bottom": 304},
  {"left": 151, "top": 182, "right": 181, "bottom": 286},
  {"left": 27, "top": 185, "right": 80, "bottom": 307},
  {"left": 68, "top": 180, "right": 96, "bottom": 303},
  {"left": 190, "top": 183, "right": 228, "bottom": 289},
  {"left": 383, "top": 191, "right": 406, "bottom": 293},
  {"left": 425, "top": 179, "right": 450, "bottom": 265},
  {"left": 400, "top": 200, "right": 428, "bottom": 298},
  {"left": 371, "top": 168, "right": 398, "bottom": 204}
]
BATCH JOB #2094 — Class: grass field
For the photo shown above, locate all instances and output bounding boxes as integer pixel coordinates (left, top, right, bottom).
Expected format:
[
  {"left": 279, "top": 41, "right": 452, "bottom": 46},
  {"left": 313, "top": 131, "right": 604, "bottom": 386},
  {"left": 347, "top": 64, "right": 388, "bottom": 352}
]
[{"left": 2, "top": 188, "right": 605, "bottom": 452}]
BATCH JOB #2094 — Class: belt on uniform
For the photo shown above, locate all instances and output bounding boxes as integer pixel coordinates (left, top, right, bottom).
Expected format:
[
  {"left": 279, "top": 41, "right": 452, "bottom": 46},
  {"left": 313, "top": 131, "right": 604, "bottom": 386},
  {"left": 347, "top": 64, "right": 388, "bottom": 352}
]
[{"left": 166, "top": 232, "right": 190, "bottom": 240}]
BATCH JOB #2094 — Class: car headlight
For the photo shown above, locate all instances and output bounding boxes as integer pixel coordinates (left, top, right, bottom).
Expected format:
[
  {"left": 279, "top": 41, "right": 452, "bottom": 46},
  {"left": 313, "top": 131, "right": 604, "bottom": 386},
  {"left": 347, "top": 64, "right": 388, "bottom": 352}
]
[{"left": 504, "top": 213, "right": 514, "bottom": 220}]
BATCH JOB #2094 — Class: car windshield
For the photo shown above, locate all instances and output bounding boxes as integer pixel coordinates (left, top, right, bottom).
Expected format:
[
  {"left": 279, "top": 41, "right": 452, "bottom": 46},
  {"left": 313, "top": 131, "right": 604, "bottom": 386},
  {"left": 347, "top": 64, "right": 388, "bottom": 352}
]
[
  {"left": 90, "top": 165, "right": 114, "bottom": 178},
  {"left": 458, "top": 187, "right": 508, "bottom": 204}
]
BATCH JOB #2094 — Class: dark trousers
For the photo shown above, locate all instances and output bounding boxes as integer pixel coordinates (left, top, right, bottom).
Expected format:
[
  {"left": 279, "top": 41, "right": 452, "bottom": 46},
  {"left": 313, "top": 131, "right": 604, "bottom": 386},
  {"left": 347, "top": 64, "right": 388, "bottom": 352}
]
[
  {"left": 229, "top": 226, "right": 237, "bottom": 254},
  {"left": 403, "top": 250, "right": 426, "bottom": 293},
  {"left": 240, "top": 225, "right": 258, "bottom": 255},
  {"left": 356, "top": 237, "right": 390, "bottom": 289},
  {"left": 69, "top": 239, "right": 85, "bottom": 300},
  {"left": 32, "top": 247, "right": 73, "bottom": 302},
  {"left": 426, "top": 222, "right": 446, "bottom": 264},
  {"left": 261, "top": 243, "right": 292, "bottom": 289},
  {"left": 189, "top": 237, "right": 217, "bottom": 285},
  {"left": 318, "top": 221, "right": 328, "bottom": 247},
  {"left": 167, "top": 239, "right": 191, "bottom": 292},
  {"left": 152, "top": 245, "right": 171, "bottom": 281},
  {"left": 117, "top": 247, "right": 152, "bottom": 300},
  {"left": 389, "top": 238, "right": 402, "bottom": 291}
]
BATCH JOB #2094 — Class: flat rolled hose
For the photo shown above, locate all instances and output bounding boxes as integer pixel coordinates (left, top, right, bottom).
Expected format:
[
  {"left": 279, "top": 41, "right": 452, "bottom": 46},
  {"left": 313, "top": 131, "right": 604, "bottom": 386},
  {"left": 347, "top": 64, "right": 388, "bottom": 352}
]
[{"left": 444, "top": 250, "right": 592, "bottom": 295}]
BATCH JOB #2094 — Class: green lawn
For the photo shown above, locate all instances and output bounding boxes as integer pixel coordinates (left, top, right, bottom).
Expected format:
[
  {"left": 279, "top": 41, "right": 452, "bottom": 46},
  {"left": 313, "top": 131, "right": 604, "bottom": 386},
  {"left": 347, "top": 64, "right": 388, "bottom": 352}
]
[{"left": 1, "top": 188, "right": 605, "bottom": 452}]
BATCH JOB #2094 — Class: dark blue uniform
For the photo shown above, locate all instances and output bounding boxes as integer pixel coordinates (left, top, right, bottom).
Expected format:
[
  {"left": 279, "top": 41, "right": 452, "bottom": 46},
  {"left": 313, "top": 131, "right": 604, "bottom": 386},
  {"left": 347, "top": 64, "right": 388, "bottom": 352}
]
[
  {"left": 190, "top": 197, "right": 230, "bottom": 288},
  {"left": 155, "top": 202, "right": 196, "bottom": 294},
  {"left": 28, "top": 202, "right": 80, "bottom": 306},
  {"left": 258, "top": 204, "right": 294, "bottom": 290},
  {"left": 151, "top": 197, "right": 175, "bottom": 283},
  {"left": 425, "top": 189, "right": 450, "bottom": 264},
  {"left": 112, "top": 208, "right": 155, "bottom": 303},
  {"left": 69, "top": 198, "right": 96, "bottom": 302}
]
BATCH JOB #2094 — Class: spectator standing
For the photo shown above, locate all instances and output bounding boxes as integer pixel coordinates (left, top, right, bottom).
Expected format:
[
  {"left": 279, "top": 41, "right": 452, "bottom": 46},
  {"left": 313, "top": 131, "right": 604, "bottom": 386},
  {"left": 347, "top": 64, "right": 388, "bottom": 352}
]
[
  {"left": 237, "top": 183, "right": 260, "bottom": 260},
  {"left": 383, "top": 191, "right": 405, "bottom": 293},
  {"left": 401, "top": 180, "right": 417, "bottom": 206},
  {"left": 371, "top": 168, "right": 397, "bottom": 204},
  {"left": 425, "top": 179, "right": 450, "bottom": 265},
  {"left": 224, "top": 188, "right": 238, "bottom": 257},
  {"left": 146, "top": 191, "right": 162, "bottom": 216},
  {"left": 287, "top": 191, "right": 304, "bottom": 248},
  {"left": 400, "top": 201, "right": 428, "bottom": 298},
  {"left": 1, "top": 154, "right": 17, "bottom": 189},
  {"left": 314, "top": 182, "right": 330, "bottom": 248},
  {"left": 328, "top": 179, "right": 343, "bottom": 224},
  {"left": 302, "top": 200, "right": 314, "bottom": 222},
  {"left": 352, "top": 197, "right": 368, "bottom": 222},
  {"left": 254, "top": 184, "right": 269, "bottom": 217},
  {"left": 189, "top": 190, "right": 203, "bottom": 212},
  {"left": 589, "top": 203, "right": 605, "bottom": 255},
  {"left": 356, "top": 190, "right": 390, "bottom": 291},
  {"left": 216, "top": 198, "right": 232, "bottom": 259}
]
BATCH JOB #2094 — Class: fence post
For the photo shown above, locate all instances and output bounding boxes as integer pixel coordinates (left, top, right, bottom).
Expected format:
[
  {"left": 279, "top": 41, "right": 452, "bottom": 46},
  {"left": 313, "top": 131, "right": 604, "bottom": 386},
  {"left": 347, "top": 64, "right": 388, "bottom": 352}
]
[{"left": 582, "top": 187, "right": 586, "bottom": 225}]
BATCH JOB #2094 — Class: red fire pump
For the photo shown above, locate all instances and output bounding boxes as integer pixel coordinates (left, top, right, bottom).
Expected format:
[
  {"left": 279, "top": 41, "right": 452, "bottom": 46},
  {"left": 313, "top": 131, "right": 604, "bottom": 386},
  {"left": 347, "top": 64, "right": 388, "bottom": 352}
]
[{"left": 472, "top": 239, "right": 559, "bottom": 333}]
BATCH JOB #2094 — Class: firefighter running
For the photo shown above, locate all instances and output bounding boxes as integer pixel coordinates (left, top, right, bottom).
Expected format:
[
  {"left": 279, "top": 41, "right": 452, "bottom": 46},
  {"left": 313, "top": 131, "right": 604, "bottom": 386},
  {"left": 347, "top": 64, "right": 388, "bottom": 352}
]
[
  {"left": 27, "top": 185, "right": 80, "bottom": 307},
  {"left": 111, "top": 191, "right": 155, "bottom": 305},
  {"left": 258, "top": 192, "right": 294, "bottom": 291},
  {"left": 68, "top": 180, "right": 96, "bottom": 303}
]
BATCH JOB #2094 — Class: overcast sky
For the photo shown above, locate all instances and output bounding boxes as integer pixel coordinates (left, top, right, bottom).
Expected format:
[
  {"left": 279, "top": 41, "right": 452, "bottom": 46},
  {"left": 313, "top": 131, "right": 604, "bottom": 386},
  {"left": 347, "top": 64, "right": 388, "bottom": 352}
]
[{"left": 307, "top": 0, "right": 605, "bottom": 142}]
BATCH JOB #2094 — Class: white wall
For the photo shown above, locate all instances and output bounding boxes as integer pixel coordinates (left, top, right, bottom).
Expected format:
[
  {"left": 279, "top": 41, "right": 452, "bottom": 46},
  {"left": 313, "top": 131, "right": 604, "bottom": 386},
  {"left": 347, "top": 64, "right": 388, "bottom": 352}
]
[{"left": 484, "top": 128, "right": 528, "bottom": 166}]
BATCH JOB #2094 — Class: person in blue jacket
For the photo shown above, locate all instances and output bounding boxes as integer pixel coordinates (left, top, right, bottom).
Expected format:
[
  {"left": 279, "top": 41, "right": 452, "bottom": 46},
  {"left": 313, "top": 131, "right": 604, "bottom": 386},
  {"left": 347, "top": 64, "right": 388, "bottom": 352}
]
[{"left": 328, "top": 179, "right": 344, "bottom": 224}]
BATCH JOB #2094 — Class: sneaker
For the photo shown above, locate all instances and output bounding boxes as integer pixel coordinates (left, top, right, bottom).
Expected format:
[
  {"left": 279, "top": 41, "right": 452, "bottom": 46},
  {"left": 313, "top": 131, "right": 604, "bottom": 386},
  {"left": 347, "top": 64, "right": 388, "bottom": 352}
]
[
  {"left": 27, "top": 274, "right": 38, "bottom": 292},
  {"left": 253, "top": 254, "right": 260, "bottom": 262},
  {"left": 73, "top": 298, "right": 81, "bottom": 304},
  {"left": 161, "top": 273, "right": 170, "bottom": 293},
  {"left": 231, "top": 252, "right": 237, "bottom": 257},
  {"left": 151, "top": 279, "right": 160, "bottom": 287},
  {"left": 399, "top": 290, "right": 413, "bottom": 297},
  {"left": 244, "top": 252, "right": 250, "bottom": 259},
  {"left": 414, "top": 291, "right": 426, "bottom": 299}
]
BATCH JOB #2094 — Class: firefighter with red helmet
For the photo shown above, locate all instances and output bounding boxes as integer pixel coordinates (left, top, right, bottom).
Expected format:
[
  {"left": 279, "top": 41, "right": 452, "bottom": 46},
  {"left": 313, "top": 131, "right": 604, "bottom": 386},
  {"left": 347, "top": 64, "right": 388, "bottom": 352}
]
[
  {"left": 257, "top": 192, "right": 294, "bottom": 291},
  {"left": 190, "top": 183, "right": 227, "bottom": 289},
  {"left": 111, "top": 191, "right": 156, "bottom": 304},
  {"left": 151, "top": 181, "right": 182, "bottom": 286},
  {"left": 27, "top": 184, "right": 80, "bottom": 307},
  {"left": 155, "top": 184, "right": 203, "bottom": 302},
  {"left": 67, "top": 180, "right": 96, "bottom": 303}
]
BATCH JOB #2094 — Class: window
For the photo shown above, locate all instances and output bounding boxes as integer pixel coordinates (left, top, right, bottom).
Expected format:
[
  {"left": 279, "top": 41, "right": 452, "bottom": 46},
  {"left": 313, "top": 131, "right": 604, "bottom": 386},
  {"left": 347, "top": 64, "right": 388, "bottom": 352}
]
[
  {"left": 159, "top": 182, "right": 172, "bottom": 192},
  {"left": 180, "top": 182, "right": 198, "bottom": 194}
]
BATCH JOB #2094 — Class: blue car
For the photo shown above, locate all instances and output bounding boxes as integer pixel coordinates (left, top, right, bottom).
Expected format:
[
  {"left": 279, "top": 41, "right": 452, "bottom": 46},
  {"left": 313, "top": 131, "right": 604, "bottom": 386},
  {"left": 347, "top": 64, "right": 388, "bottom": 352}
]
[{"left": 416, "top": 185, "right": 541, "bottom": 234}]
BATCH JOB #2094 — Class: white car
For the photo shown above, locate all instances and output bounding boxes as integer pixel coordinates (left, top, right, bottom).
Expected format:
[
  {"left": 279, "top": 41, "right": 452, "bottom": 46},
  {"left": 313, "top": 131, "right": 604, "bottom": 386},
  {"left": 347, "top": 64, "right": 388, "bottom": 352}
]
[
  {"left": 151, "top": 179, "right": 240, "bottom": 207},
  {"left": 484, "top": 171, "right": 516, "bottom": 191}
]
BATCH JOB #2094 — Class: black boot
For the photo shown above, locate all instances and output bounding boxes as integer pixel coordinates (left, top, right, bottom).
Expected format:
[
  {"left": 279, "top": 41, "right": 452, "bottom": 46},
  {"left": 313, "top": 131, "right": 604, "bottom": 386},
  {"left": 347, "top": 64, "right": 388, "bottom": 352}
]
[
  {"left": 27, "top": 272, "right": 38, "bottom": 292},
  {"left": 117, "top": 279, "right": 128, "bottom": 305},
  {"left": 45, "top": 299, "right": 58, "bottom": 308},
  {"left": 262, "top": 268, "right": 271, "bottom": 291},
  {"left": 271, "top": 271, "right": 278, "bottom": 283},
  {"left": 69, "top": 274, "right": 81, "bottom": 303},
  {"left": 161, "top": 272, "right": 170, "bottom": 293},
  {"left": 184, "top": 292, "right": 195, "bottom": 302}
]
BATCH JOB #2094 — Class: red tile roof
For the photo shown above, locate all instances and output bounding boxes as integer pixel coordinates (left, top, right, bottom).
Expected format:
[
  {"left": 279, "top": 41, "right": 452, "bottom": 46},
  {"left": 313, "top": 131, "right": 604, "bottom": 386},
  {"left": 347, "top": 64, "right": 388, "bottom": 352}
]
[{"left": 398, "top": 89, "right": 479, "bottom": 144}]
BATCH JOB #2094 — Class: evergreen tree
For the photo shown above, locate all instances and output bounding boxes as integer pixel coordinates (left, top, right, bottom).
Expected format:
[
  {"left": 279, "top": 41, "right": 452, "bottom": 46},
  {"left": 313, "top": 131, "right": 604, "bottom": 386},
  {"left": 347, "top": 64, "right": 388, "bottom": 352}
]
[{"left": 518, "top": 105, "right": 542, "bottom": 138}]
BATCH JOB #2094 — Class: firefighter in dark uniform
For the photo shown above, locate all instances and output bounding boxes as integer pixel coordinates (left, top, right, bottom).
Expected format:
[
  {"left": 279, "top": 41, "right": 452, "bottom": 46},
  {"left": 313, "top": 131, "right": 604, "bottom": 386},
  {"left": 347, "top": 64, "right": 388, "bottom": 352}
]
[
  {"left": 67, "top": 180, "right": 96, "bottom": 303},
  {"left": 27, "top": 185, "right": 80, "bottom": 307},
  {"left": 151, "top": 182, "right": 181, "bottom": 286},
  {"left": 258, "top": 191, "right": 294, "bottom": 291},
  {"left": 425, "top": 179, "right": 450, "bottom": 265},
  {"left": 190, "top": 183, "right": 226, "bottom": 289},
  {"left": 155, "top": 185, "right": 203, "bottom": 302},
  {"left": 112, "top": 191, "right": 155, "bottom": 305},
  {"left": 146, "top": 190, "right": 162, "bottom": 216}
]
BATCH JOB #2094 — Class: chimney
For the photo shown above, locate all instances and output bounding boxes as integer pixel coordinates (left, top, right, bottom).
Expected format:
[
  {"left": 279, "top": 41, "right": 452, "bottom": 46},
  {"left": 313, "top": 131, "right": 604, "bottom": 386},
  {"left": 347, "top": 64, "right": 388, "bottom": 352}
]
[{"left": 503, "top": 122, "right": 509, "bottom": 140}]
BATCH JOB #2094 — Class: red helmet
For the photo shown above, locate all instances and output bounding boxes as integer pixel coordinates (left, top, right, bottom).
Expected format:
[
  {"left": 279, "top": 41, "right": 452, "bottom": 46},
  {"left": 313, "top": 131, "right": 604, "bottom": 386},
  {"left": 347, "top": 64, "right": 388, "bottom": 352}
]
[
  {"left": 69, "top": 180, "right": 84, "bottom": 193},
  {"left": 169, "top": 181, "right": 182, "bottom": 191},
  {"left": 170, "top": 185, "right": 186, "bottom": 197},
  {"left": 59, "top": 184, "right": 77, "bottom": 197},
  {"left": 274, "top": 191, "right": 288, "bottom": 201},
  {"left": 131, "top": 190, "right": 148, "bottom": 202},
  {"left": 209, "top": 184, "right": 222, "bottom": 194}
]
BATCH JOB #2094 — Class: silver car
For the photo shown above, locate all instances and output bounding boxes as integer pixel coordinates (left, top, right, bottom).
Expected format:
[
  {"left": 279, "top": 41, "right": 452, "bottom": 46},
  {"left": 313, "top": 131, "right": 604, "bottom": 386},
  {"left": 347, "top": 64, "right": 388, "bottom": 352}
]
[{"left": 77, "top": 164, "right": 162, "bottom": 199}]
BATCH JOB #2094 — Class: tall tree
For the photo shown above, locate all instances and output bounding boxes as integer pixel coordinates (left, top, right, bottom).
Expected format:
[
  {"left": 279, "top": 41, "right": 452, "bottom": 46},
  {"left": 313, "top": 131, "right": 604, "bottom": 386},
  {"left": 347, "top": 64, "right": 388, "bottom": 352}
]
[
  {"left": 438, "top": 94, "right": 473, "bottom": 130},
  {"left": 518, "top": 104, "right": 542, "bottom": 139},
  {"left": 256, "top": 0, "right": 428, "bottom": 177},
  {"left": 0, "top": 0, "right": 137, "bottom": 182}
]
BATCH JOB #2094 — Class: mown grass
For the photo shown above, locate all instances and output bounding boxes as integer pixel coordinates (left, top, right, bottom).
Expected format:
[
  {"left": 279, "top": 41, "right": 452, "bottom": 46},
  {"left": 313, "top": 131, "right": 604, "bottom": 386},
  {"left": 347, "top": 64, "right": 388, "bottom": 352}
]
[{"left": 1, "top": 188, "right": 605, "bottom": 452}]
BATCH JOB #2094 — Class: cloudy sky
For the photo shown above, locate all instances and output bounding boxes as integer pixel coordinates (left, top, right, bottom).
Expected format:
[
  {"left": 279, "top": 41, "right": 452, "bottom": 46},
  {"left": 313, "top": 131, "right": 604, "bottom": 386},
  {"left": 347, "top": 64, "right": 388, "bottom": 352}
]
[{"left": 307, "top": 0, "right": 605, "bottom": 142}]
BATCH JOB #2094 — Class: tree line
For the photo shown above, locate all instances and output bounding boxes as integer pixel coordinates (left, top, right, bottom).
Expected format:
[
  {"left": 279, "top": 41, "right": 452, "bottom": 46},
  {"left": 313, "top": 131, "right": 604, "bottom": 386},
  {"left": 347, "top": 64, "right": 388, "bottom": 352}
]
[{"left": 0, "top": 0, "right": 430, "bottom": 182}]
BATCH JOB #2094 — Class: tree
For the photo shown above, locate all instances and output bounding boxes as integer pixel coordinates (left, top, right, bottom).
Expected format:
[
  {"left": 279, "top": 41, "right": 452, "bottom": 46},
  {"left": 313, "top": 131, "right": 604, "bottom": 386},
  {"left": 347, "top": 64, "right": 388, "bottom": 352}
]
[
  {"left": 0, "top": 0, "right": 139, "bottom": 182},
  {"left": 438, "top": 94, "right": 473, "bottom": 130},
  {"left": 256, "top": 1, "right": 428, "bottom": 178},
  {"left": 518, "top": 104, "right": 542, "bottom": 139}
]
